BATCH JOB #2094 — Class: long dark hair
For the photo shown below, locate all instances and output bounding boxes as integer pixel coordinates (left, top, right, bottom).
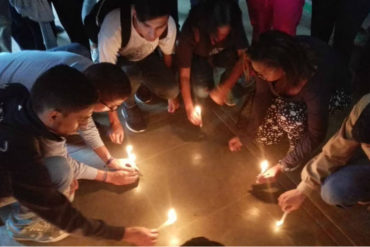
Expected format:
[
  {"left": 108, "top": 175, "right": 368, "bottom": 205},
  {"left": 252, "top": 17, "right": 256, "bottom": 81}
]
[
  {"left": 189, "top": 0, "right": 243, "bottom": 40},
  {"left": 247, "top": 31, "right": 317, "bottom": 85}
]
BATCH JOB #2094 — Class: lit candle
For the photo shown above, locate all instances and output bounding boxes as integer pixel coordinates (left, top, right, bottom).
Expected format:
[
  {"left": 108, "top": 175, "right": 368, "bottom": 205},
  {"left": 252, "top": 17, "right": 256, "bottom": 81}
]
[
  {"left": 158, "top": 208, "right": 177, "bottom": 230},
  {"left": 260, "top": 160, "right": 269, "bottom": 174},
  {"left": 275, "top": 212, "right": 288, "bottom": 227},
  {"left": 194, "top": 105, "right": 202, "bottom": 127},
  {"left": 124, "top": 145, "right": 142, "bottom": 175}
]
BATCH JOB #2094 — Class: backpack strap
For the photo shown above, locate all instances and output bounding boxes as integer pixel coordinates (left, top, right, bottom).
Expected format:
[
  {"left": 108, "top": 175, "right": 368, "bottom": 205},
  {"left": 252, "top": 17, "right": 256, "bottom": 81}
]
[{"left": 120, "top": 4, "right": 131, "bottom": 49}]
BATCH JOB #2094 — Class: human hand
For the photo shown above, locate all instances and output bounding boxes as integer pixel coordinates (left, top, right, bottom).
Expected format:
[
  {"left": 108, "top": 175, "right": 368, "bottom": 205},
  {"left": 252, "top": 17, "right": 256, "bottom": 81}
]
[
  {"left": 106, "top": 170, "right": 139, "bottom": 186},
  {"left": 122, "top": 227, "right": 158, "bottom": 246},
  {"left": 210, "top": 86, "right": 227, "bottom": 105},
  {"left": 256, "top": 164, "right": 282, "bottom": 184},
  {"left": 228, "top": 137, "right": 243, "bottom": 152},
  {"left": 108, "top": 122, "right": 124, "bottom": 144},
  {"left": 168, "top": 98, "right": 180, "bottom": 113},
  {"left": 278, "top": 189, "right": 306, "bottom": 213},
  {"left": 185, "top": 105, "right": 202, "bottom": 126}
]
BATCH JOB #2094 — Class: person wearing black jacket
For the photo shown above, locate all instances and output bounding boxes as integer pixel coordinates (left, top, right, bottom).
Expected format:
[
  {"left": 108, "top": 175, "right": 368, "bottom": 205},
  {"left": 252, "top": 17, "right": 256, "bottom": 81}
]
[{"left": 0, "top": 65, "right": 158, "bottom": 245}]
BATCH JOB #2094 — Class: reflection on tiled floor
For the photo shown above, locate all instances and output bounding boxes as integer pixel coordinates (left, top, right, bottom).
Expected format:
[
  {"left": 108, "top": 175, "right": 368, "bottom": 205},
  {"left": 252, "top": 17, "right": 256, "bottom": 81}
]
[
  {"left": 2, "top": 0, "right": 370, "bottom": 246},
  {"left": 0, "top": 99, "right": 350, "bottom": 246},
  {"left": 1, "top": 96, "right": 369, "bottom": 246}
]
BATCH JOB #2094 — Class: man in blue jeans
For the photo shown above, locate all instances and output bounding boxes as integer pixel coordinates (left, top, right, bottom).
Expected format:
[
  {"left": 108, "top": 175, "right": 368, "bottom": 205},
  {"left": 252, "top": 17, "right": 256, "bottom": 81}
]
[{"left": 279, "top": 94, "right": 370, "bottom": 211}]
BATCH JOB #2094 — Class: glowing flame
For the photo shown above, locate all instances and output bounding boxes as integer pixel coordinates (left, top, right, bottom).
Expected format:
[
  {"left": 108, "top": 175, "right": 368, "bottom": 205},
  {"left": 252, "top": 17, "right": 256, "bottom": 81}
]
[
  {"left": 194, "top": 105, "right": 201, "bottom": 117},
  {"left": 126, "top": 145, "right": 133, "bottom": 154},
  {"left": 260, "top": 160, "right": 269, "bottom": 174},
  {"left": 166, "top": 208, "right": 177, "bottom": 225},
  {"left": 158, "top": 208, "right": 177, "bottom": 230},
  {"left": 275, "top": 212, "right": 288, "bottom": 227},
  {"left": 275, "top": 219, "right": 284, "bottom": 227}
]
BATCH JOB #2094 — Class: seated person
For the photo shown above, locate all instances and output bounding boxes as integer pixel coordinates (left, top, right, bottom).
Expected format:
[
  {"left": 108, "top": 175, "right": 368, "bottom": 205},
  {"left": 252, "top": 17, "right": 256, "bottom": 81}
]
[
  {"left": 279, "top": 94, "right": 370, "bottom": 211},
  {"left": 0, "top": 66, "right": 157, "bottom": 244},
  {"left": 177, "top": 0, "right": 248, "bottom": 126},
  {"left": 228, "top": 31, "right": 351, "bottom": 183},
  {"left": 98, "top": 0, "right": 178, "bottom": 133},
  {"left": 0, "top": 50, "right": 131, "bottom": 171}
]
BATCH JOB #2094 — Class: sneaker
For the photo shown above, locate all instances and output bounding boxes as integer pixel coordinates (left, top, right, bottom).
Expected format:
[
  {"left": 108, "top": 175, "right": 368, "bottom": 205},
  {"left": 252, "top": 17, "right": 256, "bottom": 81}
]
[
  {"left": 6, "top": 216, "right": 69, "bottom": 243},
  {"left": 224, "top": 91, "right": 238, "bottom": 107},
  {"left": 135, "top": 85, "right": 152, "bottom": 104},
  {"left": 121, "top": 105, "right": 147, "bottom": 133}
]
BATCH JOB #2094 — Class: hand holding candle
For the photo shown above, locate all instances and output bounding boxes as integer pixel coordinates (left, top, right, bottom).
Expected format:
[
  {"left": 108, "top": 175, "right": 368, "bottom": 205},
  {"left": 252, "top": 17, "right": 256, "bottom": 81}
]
[
  {"left": 193, "top": 105, "right": 203, "bottom": 127},
  {"left": 256, "top": 163, "right": 281, "bottom": 184},
  {"left": 158, "top": 208, "right": 177, "bottom": 231},
  {"left": 260, "top": 160, "right": 269, "bottom": 174},
  {"left": 123, "top": 145, "right": 142, "bottom": 176},
  {"left": 275, "top": 211, "right": 288, "bottom": 227}
]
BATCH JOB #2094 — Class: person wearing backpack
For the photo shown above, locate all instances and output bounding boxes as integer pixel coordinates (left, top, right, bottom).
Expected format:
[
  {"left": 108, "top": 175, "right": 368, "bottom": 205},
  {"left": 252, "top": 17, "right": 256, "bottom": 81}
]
[{"left": 96, "top": 0, "right": 178, "bottom": 133}]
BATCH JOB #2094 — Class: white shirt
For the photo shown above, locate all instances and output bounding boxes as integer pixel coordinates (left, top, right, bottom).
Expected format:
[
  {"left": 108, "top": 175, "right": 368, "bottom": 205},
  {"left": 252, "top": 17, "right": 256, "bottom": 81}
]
[{"left": 98, "top": 8, "right": 177, "bottom": 64}]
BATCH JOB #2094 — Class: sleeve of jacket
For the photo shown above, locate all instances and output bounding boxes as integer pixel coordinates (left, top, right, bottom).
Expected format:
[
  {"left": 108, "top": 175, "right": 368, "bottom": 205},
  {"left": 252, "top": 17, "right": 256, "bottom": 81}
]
[
  {"left": 78, "top": 116, "right": 104, "bottom": 150},
  {"left": 280, "top": 91, "right": 328, "bottom": 170},
  {"left": 297, "top": 94, "right": 370, "bottom": 195}
]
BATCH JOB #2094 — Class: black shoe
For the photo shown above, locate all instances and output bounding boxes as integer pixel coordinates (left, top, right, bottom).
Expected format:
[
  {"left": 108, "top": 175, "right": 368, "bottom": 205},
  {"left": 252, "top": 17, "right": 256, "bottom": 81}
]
[
  {"left": 135, "top": 85, "right": 152, "bottom": 104},
  {"left": 121, "top": 105, "right": 147, "bottom": 133}
]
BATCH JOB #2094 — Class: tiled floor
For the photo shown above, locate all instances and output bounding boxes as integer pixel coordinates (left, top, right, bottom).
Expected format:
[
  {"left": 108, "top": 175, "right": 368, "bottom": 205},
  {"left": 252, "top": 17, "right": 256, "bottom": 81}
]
[{"left": 2, "top": 0, "right": 370, "bottom": 246}]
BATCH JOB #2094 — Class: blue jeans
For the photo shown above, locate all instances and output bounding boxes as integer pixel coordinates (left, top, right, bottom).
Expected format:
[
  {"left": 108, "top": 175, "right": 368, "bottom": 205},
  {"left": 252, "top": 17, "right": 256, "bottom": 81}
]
[
  {"left": 321, "top": 159, "right": 370, "bottom": 207},
  {"left": 49, "top": 42, "right": 92, "bottom": 59}
]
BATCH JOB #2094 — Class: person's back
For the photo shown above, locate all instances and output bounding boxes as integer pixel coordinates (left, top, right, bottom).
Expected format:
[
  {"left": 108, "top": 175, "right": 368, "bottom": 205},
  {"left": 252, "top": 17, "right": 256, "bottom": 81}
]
[{"left": 0, "top": 50, "right": 92, "bottom": 89}]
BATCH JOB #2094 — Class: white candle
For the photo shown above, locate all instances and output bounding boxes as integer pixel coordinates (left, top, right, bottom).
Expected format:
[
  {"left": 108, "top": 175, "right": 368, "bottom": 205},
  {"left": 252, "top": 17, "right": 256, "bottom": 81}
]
[
  {"left": 158, "top": 208, "right": 177, "bottom": 230},
  {"left": 275, "top": 212, "right": 288, "bottom": 227}
]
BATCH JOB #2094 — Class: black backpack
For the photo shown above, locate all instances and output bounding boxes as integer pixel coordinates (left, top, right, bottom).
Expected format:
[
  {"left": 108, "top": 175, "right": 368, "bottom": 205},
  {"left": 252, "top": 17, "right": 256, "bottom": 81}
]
[{"left": 84, "top": 0, "right": 132, "bottom": 47}]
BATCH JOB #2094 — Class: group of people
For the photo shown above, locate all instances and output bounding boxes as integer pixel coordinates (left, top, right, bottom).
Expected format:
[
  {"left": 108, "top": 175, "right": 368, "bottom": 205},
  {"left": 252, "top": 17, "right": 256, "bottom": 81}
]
[{"left": 0, "top": 0, "right": 369, "bottom": 245}]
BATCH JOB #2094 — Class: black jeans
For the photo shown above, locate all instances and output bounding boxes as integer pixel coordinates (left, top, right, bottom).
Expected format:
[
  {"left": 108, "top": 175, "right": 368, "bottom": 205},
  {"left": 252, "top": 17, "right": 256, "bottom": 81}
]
[
  {"left": 311, "top": 0, "right": 370, "bottom": 63},
  {"left": 10, "top": 5, "right": 45, "bottom": 50},
  {"left": 190, "top": 49, "right": 238, "bottom": 99},
  {"left": 118, "top": 51, "right": 179, "bottom": 107},
  {"left": 51, "top": 0, "right": 90, "bottom": 49}
]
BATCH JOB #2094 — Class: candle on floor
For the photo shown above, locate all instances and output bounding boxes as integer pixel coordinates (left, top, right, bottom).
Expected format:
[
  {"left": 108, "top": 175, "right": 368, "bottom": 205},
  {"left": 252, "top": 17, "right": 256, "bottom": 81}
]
[
  {"left": 275, "top": 212, "right": 288, "bottom": 227},
  {"left": 158, "top": 208, "right": 177, "bottom": 230}
]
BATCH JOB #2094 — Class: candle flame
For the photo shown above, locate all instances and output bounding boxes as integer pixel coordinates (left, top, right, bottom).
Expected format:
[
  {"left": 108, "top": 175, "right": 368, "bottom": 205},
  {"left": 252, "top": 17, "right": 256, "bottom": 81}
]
[
  {"left": 260, "top": 160, "right": 269, "bottom": 174},
  {"left": 275, "top": 212, "right": 288, "bottom": 228},
  {"left": 126, "top": 145, "right": 133, "bottom": 154},
  {"left": 275, "top": 219, "right": 284, "bottom": 227},
  {"left": 166, "top": 208, "right": 177, "bottom": 225},
  {"left": 194, "top": 105, "right": 201, "bottom": 116}
]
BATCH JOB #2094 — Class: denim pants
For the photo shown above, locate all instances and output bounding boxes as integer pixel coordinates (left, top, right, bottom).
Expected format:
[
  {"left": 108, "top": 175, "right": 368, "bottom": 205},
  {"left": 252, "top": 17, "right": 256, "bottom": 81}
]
[
  {"left": 190, "top": 49, "right": 239, "bottom": 99},
  {"left": 321, "top": 158, "right": 370, "bottom": 207},
  {"left": 311, "top": 0, "right": 370, "bottom": 63}
]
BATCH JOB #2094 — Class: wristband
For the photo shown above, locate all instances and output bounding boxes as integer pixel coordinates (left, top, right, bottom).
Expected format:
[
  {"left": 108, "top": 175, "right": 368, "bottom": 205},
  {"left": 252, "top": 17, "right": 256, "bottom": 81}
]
[{"left": 105, "top": 157, "right": 114, "bottom": 167}]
